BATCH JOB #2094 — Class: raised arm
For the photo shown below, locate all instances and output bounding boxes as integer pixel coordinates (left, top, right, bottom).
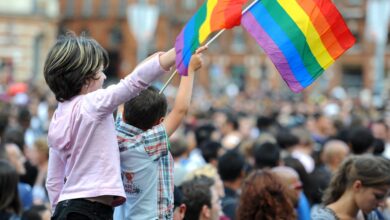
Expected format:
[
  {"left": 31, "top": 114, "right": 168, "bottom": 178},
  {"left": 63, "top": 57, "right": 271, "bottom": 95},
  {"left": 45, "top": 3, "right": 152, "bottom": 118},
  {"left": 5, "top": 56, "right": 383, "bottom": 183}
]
[
  {"left": 159, "top": 48, "right": 176, "bottom": 71},
  {"left": 163, "top": 46, "right": 207, "bottom": 137}
]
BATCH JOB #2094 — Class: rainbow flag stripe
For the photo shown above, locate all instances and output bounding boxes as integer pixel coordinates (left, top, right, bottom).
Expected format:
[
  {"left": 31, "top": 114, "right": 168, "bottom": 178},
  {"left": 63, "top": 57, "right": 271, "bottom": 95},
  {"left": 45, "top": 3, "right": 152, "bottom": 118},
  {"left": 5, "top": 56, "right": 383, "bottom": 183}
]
[
  {"left": 241, "top": 0, "right": 355, "bottom": 93},
  {"left": 175, "top": 0, "right": 247, "bottom": 76}
]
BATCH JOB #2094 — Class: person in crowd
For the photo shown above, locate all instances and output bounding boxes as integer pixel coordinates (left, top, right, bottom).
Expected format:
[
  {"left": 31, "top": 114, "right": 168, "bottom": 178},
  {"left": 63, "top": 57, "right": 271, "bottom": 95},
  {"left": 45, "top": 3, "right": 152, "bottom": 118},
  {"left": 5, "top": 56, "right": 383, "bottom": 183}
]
[
  {"left": 181, "top": 175, "right": 222, "bottom": 220},
  {"left": 273, "top": 166, "right": 310, "bottom": 220},
  {"left": 170, "top": 137, "right": 189, "bottom": 186},
  {"left": 184, "top": 164, "right": 225, "bottom": 202},
  {"left": 284, "top": 157, "right": 312, "bottom": 203},
  {"left": 254, "top": 142, "right": 281, "bottom": 169},
  {"left": 182, "top": 125, "right": 211, "bottom": 173},
  {"left": 114, "top": 47, "right": 206, "bottom": 219},
  {"left": 373, "top": 138, "right": 386, "bottom": 156},
  {"left": 321, "top": 140, "right": 350, "bottom": 173},
  {"left": 0, "top": 160, "right": 22, "bottom": 219},
  {"left": 4, "top": 127, "right": 37, "bottom": 187},
  {"left": 44, "top": 33, "right": 177, "bottom": 219},
  {"left": 220, "top": 112, "right": 242, "bottom": 151},
  {"left": 370, "top": 119, "right": 388, "bottom": 141},
  {"left": 217, "top": 150, "right": 245, "bottom": 220},
  {"left": 311, "top": 155, "right": 390, "bottom": 220},
  {"left": 272, "top": 166, "right": 301, "bottom": 205},
  {"left": 236, "top": 170, "right": 296, "bottom": 220},
  {"left": 21, "top": 205, "right": 50, "bottom": 220},
  {"left": 309, "top": 112, "right": 336, "bottom": 145},
  {"left": 29, "top": 137, "right": 49, "bottom": 205},
  {"left": 309, "top": 139, "right": 349, "bottom": 205},
  {"left": 201, "top": 141, "right": 222, "bottom": 168},
  {"left": 348, "top": 126, "right": 375, "bottom": 154},
  {"left": 173, "top": 186, "right": 186, "bottom": 220},
  {"left": 371, "top": 120, "right": 390, "bottom": 159},
  {"left": 291, "top": 127, "right": 315, "bottom": 174},
  {"left": 0, "top": 109, "right": 10, "bottom": 161},
  {"left": 4, "top": 142, "right": 33, "bottom": 210}
]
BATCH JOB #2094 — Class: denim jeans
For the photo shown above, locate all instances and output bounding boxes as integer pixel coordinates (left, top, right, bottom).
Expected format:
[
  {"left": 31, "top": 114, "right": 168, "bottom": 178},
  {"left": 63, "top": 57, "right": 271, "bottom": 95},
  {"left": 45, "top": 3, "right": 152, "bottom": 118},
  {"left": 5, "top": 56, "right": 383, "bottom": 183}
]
[{"left": 52, "top": 199, "right": 114, "bottom": 220}]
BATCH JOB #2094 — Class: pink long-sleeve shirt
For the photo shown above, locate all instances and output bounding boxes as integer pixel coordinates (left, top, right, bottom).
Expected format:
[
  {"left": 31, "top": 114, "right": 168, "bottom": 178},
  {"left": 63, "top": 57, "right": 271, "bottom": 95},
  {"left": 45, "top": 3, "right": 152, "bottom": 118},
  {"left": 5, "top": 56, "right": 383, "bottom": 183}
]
[{"left": 46, "top": 54, "right": 167, "bottom": 211}]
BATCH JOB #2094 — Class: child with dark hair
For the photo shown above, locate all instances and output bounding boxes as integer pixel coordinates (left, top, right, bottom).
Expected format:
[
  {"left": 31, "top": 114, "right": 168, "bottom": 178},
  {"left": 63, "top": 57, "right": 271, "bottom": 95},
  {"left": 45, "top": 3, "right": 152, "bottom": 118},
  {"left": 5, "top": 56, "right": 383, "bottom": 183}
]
[
  {"left": 114, "top": 47, "right": 206, "bottom": 219},
  {"left": 44, "top": 33, "right": 177, "bottom": 219}
]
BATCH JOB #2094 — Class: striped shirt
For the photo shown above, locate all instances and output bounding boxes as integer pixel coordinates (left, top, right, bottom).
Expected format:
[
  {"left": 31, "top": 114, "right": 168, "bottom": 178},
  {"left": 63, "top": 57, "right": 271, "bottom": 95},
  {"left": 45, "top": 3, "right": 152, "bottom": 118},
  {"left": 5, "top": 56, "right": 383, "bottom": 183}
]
[{"left": 114, "top": 114, "right": 174, "bottom": 220}]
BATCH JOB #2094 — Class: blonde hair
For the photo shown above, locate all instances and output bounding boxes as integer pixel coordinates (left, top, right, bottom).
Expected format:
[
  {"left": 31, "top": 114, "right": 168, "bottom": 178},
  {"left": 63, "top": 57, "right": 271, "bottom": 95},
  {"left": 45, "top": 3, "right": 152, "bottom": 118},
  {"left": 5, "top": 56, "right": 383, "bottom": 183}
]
[
  {"left": 184, "top": 164, "right": 218, "bottom": 182},
  {"left": 33, "top": 137, "right": 49, "bottom": 159}
]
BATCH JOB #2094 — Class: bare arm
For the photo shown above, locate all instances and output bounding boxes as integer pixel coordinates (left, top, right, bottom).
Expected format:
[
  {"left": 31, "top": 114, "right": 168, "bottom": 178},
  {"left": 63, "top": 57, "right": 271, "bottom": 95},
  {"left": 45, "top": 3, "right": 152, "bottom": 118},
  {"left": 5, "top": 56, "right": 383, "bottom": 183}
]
[
  {"left": 159, "top": 48, "right": 176, "bottom": 71},
  {"left": 163, "top": 46, "right": 207, "bottom": 137}
]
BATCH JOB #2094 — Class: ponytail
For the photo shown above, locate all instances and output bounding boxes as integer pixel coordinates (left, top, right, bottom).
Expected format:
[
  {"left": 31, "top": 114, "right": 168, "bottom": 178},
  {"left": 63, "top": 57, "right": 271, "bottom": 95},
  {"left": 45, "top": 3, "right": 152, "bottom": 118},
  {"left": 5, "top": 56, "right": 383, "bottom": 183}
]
[{"left": 322, "top": 157, "right": 354, "bottom": 205}]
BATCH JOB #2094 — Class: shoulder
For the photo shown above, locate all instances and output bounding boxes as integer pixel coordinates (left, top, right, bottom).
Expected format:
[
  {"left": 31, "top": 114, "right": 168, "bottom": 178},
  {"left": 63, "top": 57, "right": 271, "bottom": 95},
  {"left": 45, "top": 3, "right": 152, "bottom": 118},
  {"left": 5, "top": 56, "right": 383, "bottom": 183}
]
[{"left": 311, "top": 205, "right": 338, "bottom": 220}]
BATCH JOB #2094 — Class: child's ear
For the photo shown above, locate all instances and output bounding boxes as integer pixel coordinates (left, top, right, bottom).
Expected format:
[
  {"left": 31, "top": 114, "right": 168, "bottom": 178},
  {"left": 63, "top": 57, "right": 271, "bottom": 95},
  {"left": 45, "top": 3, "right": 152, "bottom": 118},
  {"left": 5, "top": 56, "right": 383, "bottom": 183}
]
[
  {"left": 159, "top": 117, "right": 165, "bottom": 123},
  {"left": 201, "top": 205, "right": 211, "bottom": 219}
]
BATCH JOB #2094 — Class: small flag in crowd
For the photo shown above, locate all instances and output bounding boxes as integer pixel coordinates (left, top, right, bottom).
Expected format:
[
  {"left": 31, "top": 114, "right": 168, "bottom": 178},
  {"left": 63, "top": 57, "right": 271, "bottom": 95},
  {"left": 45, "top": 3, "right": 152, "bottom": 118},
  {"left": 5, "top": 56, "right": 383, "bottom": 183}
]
[
  {"left": 241, "top": 0, "right": 355, "bottom": 93},
  {"left": 175, "top": 0, "right": 247, "bottom": 76}
]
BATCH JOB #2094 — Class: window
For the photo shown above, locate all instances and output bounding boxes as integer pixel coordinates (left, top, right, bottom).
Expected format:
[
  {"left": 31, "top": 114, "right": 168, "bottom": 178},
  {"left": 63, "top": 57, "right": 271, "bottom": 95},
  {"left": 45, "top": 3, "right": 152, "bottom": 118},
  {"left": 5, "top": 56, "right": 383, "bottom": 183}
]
[
  {"left": 182, "top": 0, "right": 196, "bottom": 10},
  {"left": 342, "top": 66, "right": 363, "bottom": 97},
  {"left": 99, "top": 0, "right": 109, "bottom": 18},
  {"left": 119, "top": 0, "right": 127, "bottom": 18},
  {"left": 231, "top": 28, "right": 246, "bottom": 53},
  {"left": 65, "top": 0, "right": 74, "bottom": 17},
  {"left": 348, "top": 0, "right": 363, "bottom": 6},
  {"left": 32, "top": 34, "right": 44, "bottom": 82},
  {"left": 82, "top": 0, "right": 93, "bottom": 18}
]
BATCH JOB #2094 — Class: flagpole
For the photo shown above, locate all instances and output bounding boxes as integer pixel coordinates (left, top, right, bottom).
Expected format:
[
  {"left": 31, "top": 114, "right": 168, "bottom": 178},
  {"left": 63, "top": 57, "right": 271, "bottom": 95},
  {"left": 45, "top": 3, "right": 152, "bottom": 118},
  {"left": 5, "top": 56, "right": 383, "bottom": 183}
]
[{"left": 159, "top": 0, "right": 259, "bottom": 94}]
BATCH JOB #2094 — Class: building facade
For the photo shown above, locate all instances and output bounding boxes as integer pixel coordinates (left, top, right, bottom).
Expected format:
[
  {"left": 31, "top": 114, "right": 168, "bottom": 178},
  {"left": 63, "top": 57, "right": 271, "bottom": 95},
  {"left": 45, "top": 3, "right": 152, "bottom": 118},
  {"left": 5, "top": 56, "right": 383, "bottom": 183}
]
[{"left": 0, "top": 0, "right": 59, "bottom": 83}]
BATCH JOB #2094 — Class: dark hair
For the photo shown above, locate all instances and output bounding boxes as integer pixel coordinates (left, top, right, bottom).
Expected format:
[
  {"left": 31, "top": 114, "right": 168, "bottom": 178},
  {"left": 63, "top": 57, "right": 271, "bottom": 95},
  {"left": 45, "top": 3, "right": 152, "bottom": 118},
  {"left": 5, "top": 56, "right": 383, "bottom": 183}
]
[
  {"left": 237, "top": 170, "right": 296, "bottom": 220},
  {"left": 17, "top": 107, "right": 31, "bottom": 130},
  {"left": 0, "top": 160, "right": 21, "bottom": 214},
  {"left": 322, "top": 155, "right": 390, "bottom": 205},
  {"left": 123, "top": 86, "right": 167, "bottom": 130},
  {"left": 3, "top": 128, "right": 25, "bottom": 151},
  {"left": 256, "top": 115, "right": 275, "bottom": 131},
  {"left": 254, "top": 142, "right": 280, "bottom": 169},
  {"left": 181, "top": 176, "right": 214, "bottom": 220},
  {"left": 200, "top": 141, "right": 222, "bottom": 163},
  {"left": 170, "top": 138, "right": 188, "bottom": 158},
  {"left": 22, "top": 204, "right": 48, "bottom": 220},
  {"left": 348, "top": 127, "right": 374, "bottom": 154},
  {"left": 276, "top": 130, "right": 299, "bottom": 150},
  {"left": 373, "top": 138, "right": 385, "bottom": 155},
  {"left": 194, "top": 124, "right": 216, "bottom": 147},
  {"left": 44, "top": 33, "right": 109, "bottom": 102},
  {"left": 0, "top": 111, "right": 9, "bottom": 138},
  {"left": 218, "top": 150, "right": 245, "bottom": 181},
  {"left": 225, "top": 113, "right": 239, "bottom": 130},
  {"left": 174, "top": 186, "right": 184, "bottom": 209},
  {"left": 283, "top": 157, "right": 311, "bottom": 201}
]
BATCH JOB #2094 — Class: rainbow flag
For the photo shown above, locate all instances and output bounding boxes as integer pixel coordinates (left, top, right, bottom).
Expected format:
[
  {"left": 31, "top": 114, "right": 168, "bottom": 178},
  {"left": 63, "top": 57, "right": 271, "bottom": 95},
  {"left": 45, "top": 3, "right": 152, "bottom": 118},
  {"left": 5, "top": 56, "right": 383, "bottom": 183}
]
[
  {"left": 175, "top": 0, "right": 247, "bottom": 76},
  {"left": 241, "top": 0, "right": 355, "bottom": 93}
]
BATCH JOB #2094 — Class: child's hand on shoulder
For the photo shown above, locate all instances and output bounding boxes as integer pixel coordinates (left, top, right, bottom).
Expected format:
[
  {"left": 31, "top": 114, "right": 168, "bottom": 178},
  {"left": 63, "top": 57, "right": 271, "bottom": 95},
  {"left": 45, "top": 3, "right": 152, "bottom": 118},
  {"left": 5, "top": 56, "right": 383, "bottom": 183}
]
[{"left": 189, "top": 46, "right": 207, "bottom": 73}]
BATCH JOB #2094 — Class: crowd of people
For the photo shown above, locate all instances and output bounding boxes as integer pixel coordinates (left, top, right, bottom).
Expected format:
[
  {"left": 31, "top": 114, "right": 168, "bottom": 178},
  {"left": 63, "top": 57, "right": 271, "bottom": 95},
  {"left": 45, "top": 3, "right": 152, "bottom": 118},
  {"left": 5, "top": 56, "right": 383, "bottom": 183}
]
[{"left": 1, "top": 34, "right": 390, "bottom": 220}]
